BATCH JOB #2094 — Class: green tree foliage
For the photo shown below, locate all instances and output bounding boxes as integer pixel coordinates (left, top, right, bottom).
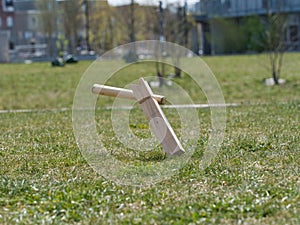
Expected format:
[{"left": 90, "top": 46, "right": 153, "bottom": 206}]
[
  {"left": 209, "top": 18, "right": 248, "bottom": 54},
  {"left": 89, "top": 1, "right": 118, "bottom": 53},
  {"left": 241, "top": 16, "right": 266, "bottom": 52},
  {"left": 56, "top": 34, "right": 68, "bottom": 57},
  {"left": 35, "top": 1, "right": 195, "bottom": 60},
  {"left": 207, "top": 13, "right": 288, "bottom": 84},
  {"left": 114, "top": 4, "right": 157, "bottom": 43},
  {"left": 243, "top": 14, "right": 288, "bottom": 84},
  {"left": 88, "top": 3, "right": 157, "bottom": 53}
]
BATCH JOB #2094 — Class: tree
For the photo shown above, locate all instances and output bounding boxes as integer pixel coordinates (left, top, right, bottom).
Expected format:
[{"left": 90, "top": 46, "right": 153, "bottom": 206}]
[
  {"left": 261, "top": 12, "right": 288, "bottom": 85},
  {"left": 205, "top": 5, "right": 288, "bottom": 85},
  {"left": 164, "top": 1, "right": 195, "bottom": 77},
  {"left": 35, "top": 0, "right": 58, "bottom": 57},
  {"left": 208, "top": 18, "right": 249, "bottom": 54},
  {"left": 115, "top": 3, "right": 157, "bottom": 43},
  {"left": 155, "top": 0, "right": 165, "bottom": 85},
  {"left": 241, "top": 15, "right": 288, "bottom": 85},
  {"left": 246, "top": 0, "right": 289, "bottom": 85},
  {"left": 59, "top": 0, "right": 82, "bottom": 54},
  {"left": 88, "top": 2, "right": 157, "bottom": 54},
  {"left": 89, "top": 1, "right": 119, "bottom": 53},
  {"left": 36, "top": 0, "right": 82, "bottom": 56},
  {"left": 241, "top": 16, "right": 266, "bottom": 53}
]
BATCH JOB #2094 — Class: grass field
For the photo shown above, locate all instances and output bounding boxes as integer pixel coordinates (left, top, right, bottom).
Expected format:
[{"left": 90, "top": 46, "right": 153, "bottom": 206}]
[{"left": 0, "top": 53, "right": 299, "bottom": 224}]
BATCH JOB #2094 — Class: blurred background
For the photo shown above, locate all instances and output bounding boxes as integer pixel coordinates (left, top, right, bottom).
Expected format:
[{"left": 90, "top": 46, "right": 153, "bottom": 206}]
[{"left": 1, "top": 0, "right": 300, "bottom": 63}]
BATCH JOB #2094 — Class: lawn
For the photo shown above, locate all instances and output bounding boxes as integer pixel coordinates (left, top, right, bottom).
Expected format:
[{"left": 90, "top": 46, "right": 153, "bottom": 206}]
[{"left": 0, "top": 53, "right": 299, "bottom": 224}]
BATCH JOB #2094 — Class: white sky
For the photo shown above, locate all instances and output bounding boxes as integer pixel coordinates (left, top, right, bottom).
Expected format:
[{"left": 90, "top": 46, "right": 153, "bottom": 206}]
[{"left": 107, "top": 0, "right": 199, "bottom": 6}]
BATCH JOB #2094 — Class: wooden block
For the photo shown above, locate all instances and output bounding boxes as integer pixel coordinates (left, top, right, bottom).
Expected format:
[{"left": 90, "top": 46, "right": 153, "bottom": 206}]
[
  {"left": 131, "top": 78, "right": 185, "bottom": 156},
  {"left": 92, "top": 84, "right": 166, "bottom": 105}
]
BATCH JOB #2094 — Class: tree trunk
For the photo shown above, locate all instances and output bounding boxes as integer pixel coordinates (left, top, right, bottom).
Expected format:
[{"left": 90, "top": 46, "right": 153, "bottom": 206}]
[
  {"left": 272, "top": 70, "right": 279, "bottom": 85},
  {"left": 174, "top": 67, "right": 181, "bottom": 77},
  {"left": 155, "top": 61, "right": 165, "bottom": 86}
]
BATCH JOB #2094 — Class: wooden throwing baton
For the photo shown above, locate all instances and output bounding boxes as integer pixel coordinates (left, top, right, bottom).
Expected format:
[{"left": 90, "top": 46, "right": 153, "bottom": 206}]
[
  {"left": 92, "top": 79, "right": 184, "bottom": 156},
  {"left": 92, "top": 84, "right": 166, "bottom": 105}
]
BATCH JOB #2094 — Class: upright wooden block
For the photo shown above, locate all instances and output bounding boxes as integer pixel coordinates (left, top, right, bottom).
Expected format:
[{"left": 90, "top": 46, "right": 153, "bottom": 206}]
[{"left": 131, "top": 78, "right": 185, "bottom": 156}]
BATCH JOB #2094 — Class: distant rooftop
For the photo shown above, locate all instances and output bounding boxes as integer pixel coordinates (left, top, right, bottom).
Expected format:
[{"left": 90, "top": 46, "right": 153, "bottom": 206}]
[{"left": 191, "top": 0, "right": 300, "bottom": 19}]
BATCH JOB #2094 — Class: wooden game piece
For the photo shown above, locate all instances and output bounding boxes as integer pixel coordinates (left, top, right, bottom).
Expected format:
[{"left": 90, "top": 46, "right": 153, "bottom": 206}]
[
  {"left": 92, "top": 84, "right": 166, "bottom": 105},
  {"left": 130, "top": 78, "right": 185, "bottom": 156}
]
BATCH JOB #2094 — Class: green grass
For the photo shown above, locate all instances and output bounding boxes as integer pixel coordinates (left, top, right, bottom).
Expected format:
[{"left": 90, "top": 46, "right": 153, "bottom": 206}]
[
  {"left": 0, "top": 54, "right": 299, "bottom": 224},
  {"left": 0, "top": 62, "right": 90, "bottom": 110}
]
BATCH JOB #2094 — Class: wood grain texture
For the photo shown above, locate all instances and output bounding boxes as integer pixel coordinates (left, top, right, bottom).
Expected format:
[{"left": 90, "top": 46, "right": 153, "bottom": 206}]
[
  {"left": 131, "top": 78, "right": 185, "bottom": 156},
  {"left": 92, "top": 84, "right": 166, "bottom": 105}
]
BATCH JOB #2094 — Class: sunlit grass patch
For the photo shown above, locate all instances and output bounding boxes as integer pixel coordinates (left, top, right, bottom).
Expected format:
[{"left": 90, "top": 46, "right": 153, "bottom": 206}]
[{"left": 0, "top": 54, "right": 299, "bottom": 224}]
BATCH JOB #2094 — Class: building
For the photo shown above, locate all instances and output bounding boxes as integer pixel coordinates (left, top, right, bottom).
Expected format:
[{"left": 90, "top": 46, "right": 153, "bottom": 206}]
[
  {"left": 11, "top": 0, "right": 47, "bottom": 60},
  {"left": 0, "top": 0, "right": 15, "bottom": 62},
  {"left": 0, "top": 0, "right": 14, "bottom": 31},
  {"left": 2, "top": 0, "right": 92, "bottom": 61},
  {"left": 13, "top": 0, "right": 41, "bottom": 45},
  {"left": 191, "top": 0, "right": 300, "bottom": 55},
  {"left": 0, "top": 0, "right": 48, "bottom": 61}
]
